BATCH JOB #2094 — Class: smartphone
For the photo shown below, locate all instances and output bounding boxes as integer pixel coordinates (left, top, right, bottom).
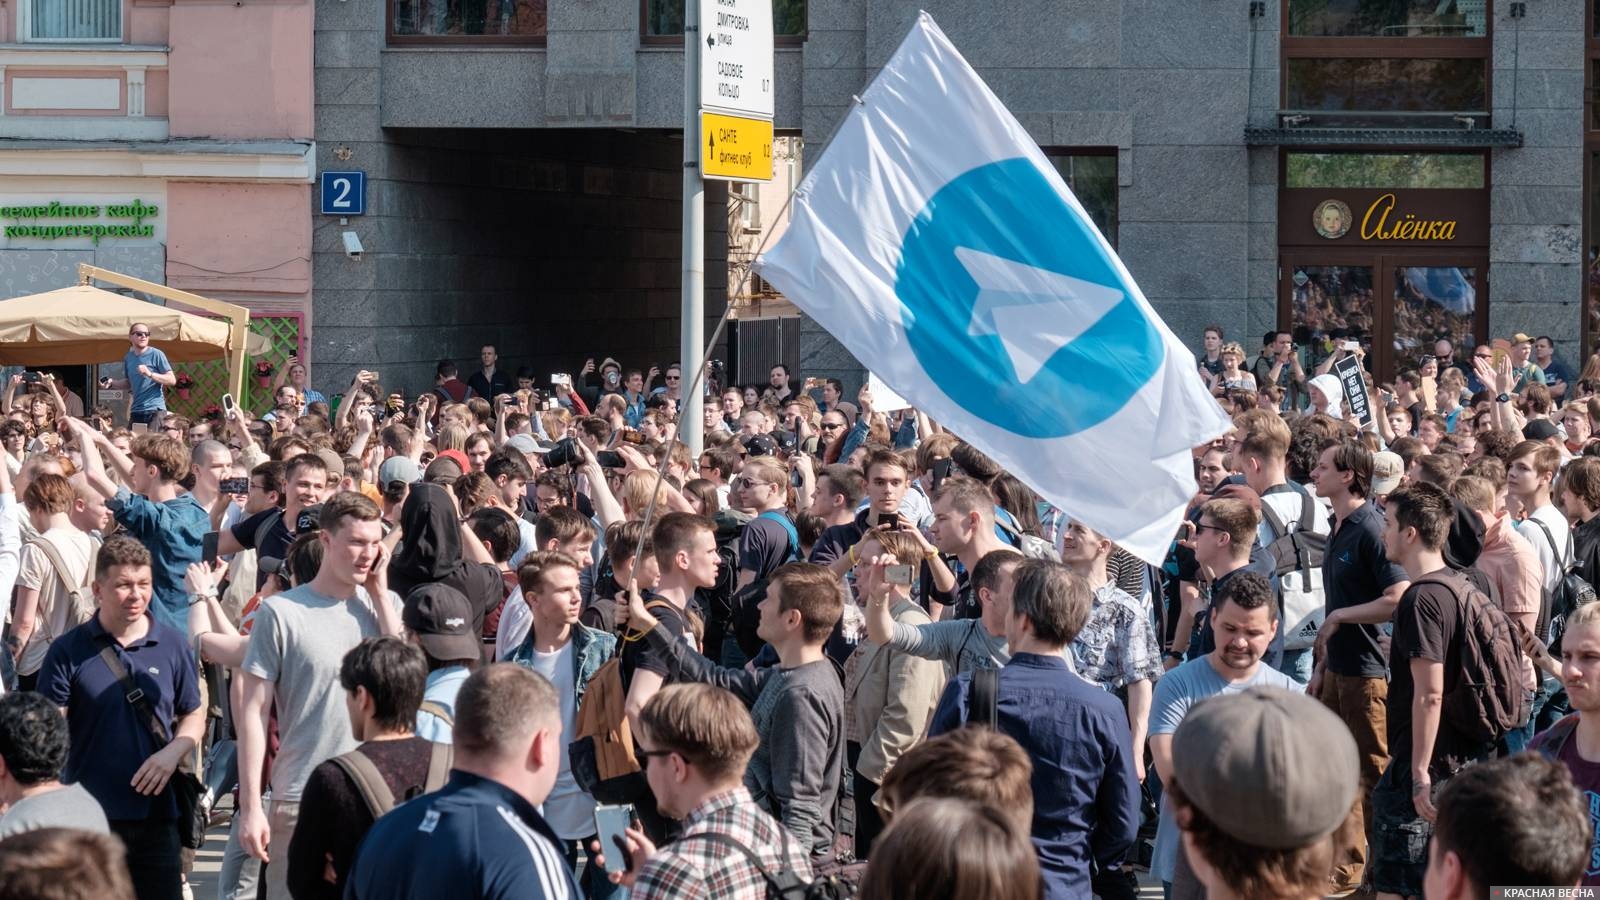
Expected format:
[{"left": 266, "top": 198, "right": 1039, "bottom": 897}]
[
  {"left": 1341, "top": 340, "right": 1360, "bottom": 352},
  {"left": 220, "top": 476, "right": 249, "bottom": 495},
  {"left": 98, "top": 376, "right": 113, "bottom": 389},
  {"left": 931, "top": 458, "right": 953, "bottom": 489},
  {"left": 790, "top": 467, "right": 804, "bottom": 488},
  {"left": 593, "top": 804, "right": 636, "bottom": 875},
  {"left": 131, "top": 422, "right": 150, "bottom": 435},
  {"left": 885, "top": 564, "right": 914, "bottom": 585},
  {"left": 877, "top": 512, "right": 898, "bottom": 529},
  {"left": 221, "top": 393, "right": 237, "bottom": 416},
  {"left": 551, "top": 374, "right": 571, "bottom": 387},
  {"left": 21, "top": 372, "right": 41, "bottom": 384},
  {"left": 202, "top": 532, "right": 220, "bottom": 566}
]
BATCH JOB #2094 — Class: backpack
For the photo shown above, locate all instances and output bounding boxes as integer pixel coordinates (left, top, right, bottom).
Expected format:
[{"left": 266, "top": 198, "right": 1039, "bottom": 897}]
[
  {"left": 330, "top": 741, "right": 454, "bottom": 820},
  {"left": 732, "top": 512, "right": 802, "bottom": 658},
  {"left": 1258, "top": 484, "right": 1327, "bottom": 650},
  {"left": 568, "top": 601, "right": 675, "bottom": 804},
  {"left": 964, "top": 666, "right": 1000, "bottom": 729},
  {"left": 696, "top": 832, "right": 858, "bottom": 900},
  {"left": 996, "top": 518, "right": 1060, "bottom": 562},
  {"left": 417, "top": 700, "right": 454, "bottom": 729},
  {"left": 1525, "top": 517, "right": 1598, "bottom": 648},
  {"left": 25, "top": 535, "right": 96, "bottom": 640},
  {"left": 1415, "top": 571, "right": 1529, "bottom": 745}
]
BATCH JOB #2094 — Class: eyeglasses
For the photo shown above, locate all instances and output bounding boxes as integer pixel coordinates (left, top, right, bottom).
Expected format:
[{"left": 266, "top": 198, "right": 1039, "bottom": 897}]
[
  {"left": 129, "top": 331, "right": 149, "bottom": 338},
  {"left": 635, "top": 746, "right": 674, "bottom": 765},
  {"left": 820, "top": 422, "right": 845, "bottom": 431},
  {"left": 666, "top": 375, "right": 681, "bottom": 381},
  {"left": 1193, "top": 523, "right": 1228, "bottom": 536},
  {"left": 734, "top": 477, "right": 771, "bottom": 489}
]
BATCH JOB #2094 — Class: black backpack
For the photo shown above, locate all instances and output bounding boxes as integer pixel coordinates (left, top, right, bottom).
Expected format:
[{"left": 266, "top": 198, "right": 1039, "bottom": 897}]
[
  {"left": 1415, "top": 571, "right": 1528, "bottom": 745},
  {"left": 1525, "top": 517, "right": 1598, "bottom": 649},
  {"left": 732, "top": 513, "right": 801, "bottom": 659},
  {"left": 696, "top": 832, "right": 858, "bottom": 900}
]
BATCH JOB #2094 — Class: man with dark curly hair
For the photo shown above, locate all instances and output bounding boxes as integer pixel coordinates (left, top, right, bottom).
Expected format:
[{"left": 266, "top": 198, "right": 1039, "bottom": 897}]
[{"left": 0, "top": 692, "right": 107, "bottom": 837}]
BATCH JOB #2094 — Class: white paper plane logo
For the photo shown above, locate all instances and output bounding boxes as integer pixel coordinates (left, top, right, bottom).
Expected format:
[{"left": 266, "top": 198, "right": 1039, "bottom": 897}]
[{"left": 955, "top": 246, "right": 1126, "bottom": 383}]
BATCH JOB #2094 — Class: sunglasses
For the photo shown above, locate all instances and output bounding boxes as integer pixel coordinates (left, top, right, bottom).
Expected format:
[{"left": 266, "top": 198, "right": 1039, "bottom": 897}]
[
  {"left": 820, "top": 422, "right": 845, "bottom": 431},
  {"left": 666, "top": 375, "right": 681, "bottom": 381},
  {"left": 734, "top": 477, "right": 771, "bottom": 489},
  {"left": 129, "top": 331, "right": 149, "bottom": 338}
]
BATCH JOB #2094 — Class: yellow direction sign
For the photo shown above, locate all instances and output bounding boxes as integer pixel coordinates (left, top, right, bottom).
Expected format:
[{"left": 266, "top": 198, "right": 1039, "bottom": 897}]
[{"left": 701, "top": 111, "right": 773, "bottom": 182}]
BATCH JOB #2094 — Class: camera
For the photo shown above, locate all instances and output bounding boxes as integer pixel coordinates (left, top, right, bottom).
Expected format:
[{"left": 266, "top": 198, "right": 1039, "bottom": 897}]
[{"left": 542, "top": 437, "right": 624, "bottom": 470}]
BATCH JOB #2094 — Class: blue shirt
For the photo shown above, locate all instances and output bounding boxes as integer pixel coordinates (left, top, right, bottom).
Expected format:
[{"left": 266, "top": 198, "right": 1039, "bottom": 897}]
[
  {"left": 108, "top": 487, "right": 208, "bottom": 632},
  {"left": 415, "top": 666, "right": 469, "bottom": 743},
  {"left": 929, "top": 652, "right": 1140, "bottom": 900},
  {"left": 123, "top": 346, "right": 172, "bottom": 413},
  {"left": 345, "top": 771, "right": 579, "bottom": 900},
  {"left": 36, "top": 613, "right": 200, "bottom": 821}
]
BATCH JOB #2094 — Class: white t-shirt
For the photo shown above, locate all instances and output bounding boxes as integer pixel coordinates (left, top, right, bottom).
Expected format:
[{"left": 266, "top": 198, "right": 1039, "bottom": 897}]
[
  {"left": 494, "top": 585, "right": 531, "bottom": 662},
  {"left": 1515, "top": 503, "right": 1571, "bottom": 594},
  {"left": 524, "top": 640, "right": 596, "bottom": 840},
  {"left": 14, "top": 527, "right": 96, "bottom": 676}
]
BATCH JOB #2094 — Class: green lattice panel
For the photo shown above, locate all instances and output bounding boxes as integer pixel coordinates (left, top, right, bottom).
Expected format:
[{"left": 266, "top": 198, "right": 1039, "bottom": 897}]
[{"left": 165, "top": 316, "right": 301, "bottom": 420}]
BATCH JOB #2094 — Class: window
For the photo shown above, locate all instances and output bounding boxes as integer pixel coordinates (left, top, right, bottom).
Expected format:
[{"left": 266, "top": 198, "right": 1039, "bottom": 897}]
[
  {"left": 643, "top": 0, "right": 806, "bottom": 41},
  {"left": 24, "top": 0, "right": 121, "bottom": 42},
  {"left": 1286, "top": 153, "right": 1485, "bottom": 189},
  {"left": 1587, "top": 4, "right": 1600, "bottom": 350},
  {"left": 1282, "top": 0, "right": 1491, "bottom": 128},
  {"left": 1045, "top": 151, "right": 1118, "bottom": 248},
  {"left": 390, "top": 0, "right": 547, "bottom": 43},
  {"left": 1288, "top": 0, "right": 1487, "bottom": 37}
]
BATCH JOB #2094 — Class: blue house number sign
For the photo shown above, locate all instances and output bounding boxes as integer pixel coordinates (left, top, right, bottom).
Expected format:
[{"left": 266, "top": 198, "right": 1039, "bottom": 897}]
[{"left": 320, "top": 171, "right": 366, "bottom": 216}]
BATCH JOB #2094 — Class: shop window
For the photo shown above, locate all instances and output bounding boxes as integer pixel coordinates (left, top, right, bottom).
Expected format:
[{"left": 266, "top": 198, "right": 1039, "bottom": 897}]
[
  {"left": 1586, "top": 4, "right": 1600, "bottom": 351},
  {"left": 1286, "top": 58, "right": 1487, "bottom": 121},
  {"left": 1288, "top": 0, "right": 1487, "bottom": 37},
  {"left": 1285, "top": 153, "right": 1485, "bottom": 189},
  {"left": 23, "top": 0, "right": 121, "bottom": 41},
  {"left": 1045, "top": 151, "right": 1118, "bottom": 248},
  {"left": 390, "top": 0, "right": 547, "bottom": 42},
  {"left": 643, "top": 0, "right": 806, "bottom": 41}
]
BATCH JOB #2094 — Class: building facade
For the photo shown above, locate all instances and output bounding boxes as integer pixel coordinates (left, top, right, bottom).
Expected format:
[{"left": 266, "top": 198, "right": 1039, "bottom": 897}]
[
  {"left": 0, "top": 0, "right": 315, "bottom": 409},
  {"left": 309, "top": 0, "right": 1586, "bottom": 396}
]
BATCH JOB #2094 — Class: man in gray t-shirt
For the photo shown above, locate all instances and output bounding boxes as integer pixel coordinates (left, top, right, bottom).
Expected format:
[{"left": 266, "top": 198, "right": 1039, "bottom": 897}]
[
  {"left": 0, "top": 693, "right": 109, "bottom": 838},
  {"left": 1147, "top": 572, "right": 1301, "bottom": 891},
  {"left": 234, "top": 495, "right": 403, "bottom": 900}
]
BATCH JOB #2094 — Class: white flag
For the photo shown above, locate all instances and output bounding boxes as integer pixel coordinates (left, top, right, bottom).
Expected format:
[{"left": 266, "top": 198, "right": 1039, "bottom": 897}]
[{"left": 755, "top": 12, "right": 1231, "bottom": 563}]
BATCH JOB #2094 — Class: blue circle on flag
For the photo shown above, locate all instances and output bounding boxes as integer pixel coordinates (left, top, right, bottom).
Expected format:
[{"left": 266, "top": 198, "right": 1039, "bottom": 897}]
[{"left": 895, "top": 157, "right": 1165, "bottom": 438}]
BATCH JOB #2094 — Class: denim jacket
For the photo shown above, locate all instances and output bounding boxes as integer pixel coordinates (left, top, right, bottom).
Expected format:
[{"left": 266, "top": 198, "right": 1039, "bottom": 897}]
[{"left": 508, "top": 623, "right": 617, "bottom": 707}]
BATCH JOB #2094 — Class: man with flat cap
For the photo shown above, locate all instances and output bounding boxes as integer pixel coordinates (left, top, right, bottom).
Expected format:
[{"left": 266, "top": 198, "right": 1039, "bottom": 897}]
[{"left": 1165, "top": 687, "right": 1360, "bottom": 900}]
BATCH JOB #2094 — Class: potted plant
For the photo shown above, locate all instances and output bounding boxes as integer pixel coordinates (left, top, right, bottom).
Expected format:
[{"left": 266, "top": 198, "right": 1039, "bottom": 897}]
[
  {"left": 200, "top": 404, "right": 223, "bottom": 422},
  {"left": 173, "top": 373, "right": 195, "bottom": 401},
  {"left": 253, "top": 360, "right": 275, "bottom": 390}
]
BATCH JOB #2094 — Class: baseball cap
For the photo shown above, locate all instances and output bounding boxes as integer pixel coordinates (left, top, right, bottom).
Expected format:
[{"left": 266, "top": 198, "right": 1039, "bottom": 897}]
[
  {"left": 1523, "top": 418, "right": 1561, "bottom": 442},
  {"left": 378, "top": 456, "right": 421, "bottom": 488},
  {"left": 742, "top": 434, "right": 778, "bottom": 457},
  {"left": 1171, "top": 687, "right": 1359, "bottom": 850},
  {"left": 1511, "top": 332, "right": 1534, "bottom": 345},
  {"left": 773, "top": 431, "right": 799, "bottom": 453},
  {"left": 1371, "top": 451, "right": 1404, "bottom": 496},
  {"left": 402, "top": 584, "right": 481, "bottom": 662},
  {"left": 314, "top": 448, "right": 346, "bottom": 481},
  {"left": 505, "top": 434, "right": 550, "bottom": 457},
  {"left": 434, "top": 449, "right": 470, "bottom": 472}
]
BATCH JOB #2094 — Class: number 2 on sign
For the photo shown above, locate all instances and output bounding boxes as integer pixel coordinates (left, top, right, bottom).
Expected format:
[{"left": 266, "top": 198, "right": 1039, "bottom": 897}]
[{"left": 330, "top": 178, "right": 352, "bottom": 209}]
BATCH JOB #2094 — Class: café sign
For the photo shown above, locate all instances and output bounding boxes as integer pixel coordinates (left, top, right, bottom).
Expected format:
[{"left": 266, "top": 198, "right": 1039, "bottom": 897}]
[
  {"left": 1357, "top": 193, "right": 1457, "bottom": 242},
  {"left": 1283, "top": 188, "right": 1483, "bottom": 247}
]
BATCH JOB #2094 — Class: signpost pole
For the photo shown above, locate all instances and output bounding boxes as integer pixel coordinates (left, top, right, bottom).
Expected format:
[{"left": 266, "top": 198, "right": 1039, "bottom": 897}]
[{"left": 681, "top": 0, "right": 705, "bottom": 460}]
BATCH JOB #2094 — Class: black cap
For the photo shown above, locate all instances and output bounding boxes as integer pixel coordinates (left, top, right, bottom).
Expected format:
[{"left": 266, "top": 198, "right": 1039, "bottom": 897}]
[
  {"left": 742, "top": 434, "right": 778, "bottom": 456},
  {"left": 1524, "top": 419, "right": 1561, "bottom": 442},
  {"left": 402, "top": 584, "right": 481, "bottom": 662}
]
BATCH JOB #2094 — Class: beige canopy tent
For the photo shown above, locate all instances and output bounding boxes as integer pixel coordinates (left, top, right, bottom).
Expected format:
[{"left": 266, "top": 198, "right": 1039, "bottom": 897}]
[{"left": 0, "top": 265, "right": 269, "bottom": 398}]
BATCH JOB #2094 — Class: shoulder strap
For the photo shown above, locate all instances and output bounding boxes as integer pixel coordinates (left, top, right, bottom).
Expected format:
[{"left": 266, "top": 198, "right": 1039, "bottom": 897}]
[
  {"left": 254, "top": 509, "right": 284, "bottom": 550},
  {"left": 424, "top": 740, "right": 453, "bottom": 793},
  {"left": 694, "top": 832, "right": 789, "bottom": 890},
  {"left": 417, "top": 700, "right": 454, "bottom": 729},
  {"left": 1258, "top": 496, "right": 1291, "bottom": 540},
  {"left": 1291, "top": 482, "right": 1316, "bottom": 532},
  {"left": 330, "top": 750, "right": 396, "bottom": 820},
  {"left": 970, "top": 666, "right": 1000, "bottom": 729},
  {"left": 757, "top": 510, "right": 800, "bottom": 560},
  {"left": 95, "top": 640, "right": 172, "bottom": 747},
  {"left": 1527, "top": 516, "right": 1569, "bottom": 569},
  {"left": 1539, "top": 714, "right": 1582, "bottom": 760},
  {"left": 29, "top": 536, "right": 89, "bottom": 595}
]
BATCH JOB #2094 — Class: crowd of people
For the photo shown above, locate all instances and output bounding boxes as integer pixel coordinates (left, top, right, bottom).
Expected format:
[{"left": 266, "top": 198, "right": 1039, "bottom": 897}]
[{"left": 0, "top": 321, "right": 1598, "bottom": 900}]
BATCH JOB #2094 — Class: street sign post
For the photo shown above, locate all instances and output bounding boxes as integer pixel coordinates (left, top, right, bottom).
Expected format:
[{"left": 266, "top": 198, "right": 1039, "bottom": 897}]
[
  {"left": 701, "top": 111, "right": 774, "bottom": 181},
  {"left": 700, "top": 0, "right": 774, "bottom": 120}
]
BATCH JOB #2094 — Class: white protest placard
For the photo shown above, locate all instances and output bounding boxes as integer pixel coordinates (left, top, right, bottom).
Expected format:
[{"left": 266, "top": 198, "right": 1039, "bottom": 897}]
[
  {"left": 867, "top": 371, "right": 912, "bottom": 413},
  {"left": 700, "top": 0, "right": 774, "bottom": 119}
]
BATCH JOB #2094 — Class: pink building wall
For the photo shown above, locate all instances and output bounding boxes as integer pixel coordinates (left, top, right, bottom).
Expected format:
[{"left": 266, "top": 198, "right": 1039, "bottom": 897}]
[
  {"left": 166, "top": 183, "right": 312, "bottom": 297},
  {"left": 167, "top": 2, "right": 314, "bottom": 140}
]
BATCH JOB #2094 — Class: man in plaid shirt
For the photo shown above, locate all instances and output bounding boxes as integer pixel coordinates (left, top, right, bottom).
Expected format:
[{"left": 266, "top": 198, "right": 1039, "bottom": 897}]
[{"left": 599, "top": 684, "right": 814, "bottom": 899}]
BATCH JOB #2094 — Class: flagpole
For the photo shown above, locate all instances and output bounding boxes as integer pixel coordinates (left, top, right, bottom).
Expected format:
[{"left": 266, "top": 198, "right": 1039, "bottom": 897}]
[{"left": 680, "top": 0, "right": 706, "bottom": 462}]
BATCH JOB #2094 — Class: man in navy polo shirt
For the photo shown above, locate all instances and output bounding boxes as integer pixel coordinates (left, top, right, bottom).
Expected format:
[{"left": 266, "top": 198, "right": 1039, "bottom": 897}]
[
  {"left": 345, "top": 663, "right": 577, "bottom": 900},
  {"left": 36, "top": 534, "right": 203, "bottom": 900}
]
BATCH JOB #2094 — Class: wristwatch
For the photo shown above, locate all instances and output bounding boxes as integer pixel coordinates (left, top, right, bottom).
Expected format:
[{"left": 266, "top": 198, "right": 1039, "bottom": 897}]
[{"left": 1496, "top": 393, "right": 1512, "bottom": 404}]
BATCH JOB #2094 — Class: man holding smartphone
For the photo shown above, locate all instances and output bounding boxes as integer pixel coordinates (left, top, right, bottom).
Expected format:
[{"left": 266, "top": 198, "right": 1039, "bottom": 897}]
[{"left": 106, "top": 323, "right": 175, "bottom": 427}]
